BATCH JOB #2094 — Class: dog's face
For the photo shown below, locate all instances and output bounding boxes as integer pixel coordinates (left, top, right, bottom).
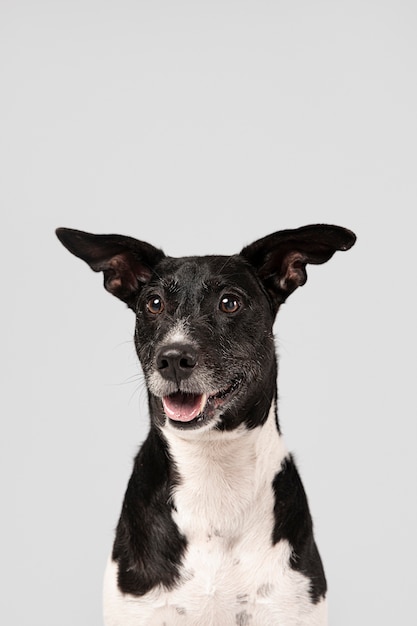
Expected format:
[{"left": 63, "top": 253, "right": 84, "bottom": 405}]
[
  {"left": 56, "top": 224, "right": 356, "bottom": 434},
  {"left": 134, "top": 254, "right": 277, "bottom": 432}
]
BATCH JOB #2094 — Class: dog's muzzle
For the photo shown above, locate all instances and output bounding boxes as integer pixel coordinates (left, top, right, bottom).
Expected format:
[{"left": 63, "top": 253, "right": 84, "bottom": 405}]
[
  {"left": 154, "top": 343, "right": 203, "bottom": 423},
  {"left": 161, "top": 379, "right": 242, "bottom": 425},
  {"left": 153, "top": 343, "right": 242, "bottom": 426}
]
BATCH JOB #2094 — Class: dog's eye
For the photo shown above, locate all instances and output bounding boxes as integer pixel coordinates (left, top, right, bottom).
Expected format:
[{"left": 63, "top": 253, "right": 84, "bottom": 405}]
[
  {"left": 146, "top": 296, "right": 165, "bottom": 315},
  {"left": 219, "top": 295, "right": 240, "bottom": 314}
]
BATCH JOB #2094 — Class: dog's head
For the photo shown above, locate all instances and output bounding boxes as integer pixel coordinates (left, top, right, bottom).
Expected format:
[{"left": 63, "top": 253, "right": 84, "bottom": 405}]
[{"left": 56, "top": 225, "right": 355, "bottom": 434}]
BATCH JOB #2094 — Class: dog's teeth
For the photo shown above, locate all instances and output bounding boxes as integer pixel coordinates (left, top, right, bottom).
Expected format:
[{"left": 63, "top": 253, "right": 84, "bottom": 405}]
[{"left": 199, "top": 393, "right": 208, "bottom": 413}]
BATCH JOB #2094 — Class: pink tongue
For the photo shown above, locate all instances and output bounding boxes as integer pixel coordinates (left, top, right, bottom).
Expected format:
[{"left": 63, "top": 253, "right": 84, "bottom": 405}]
[{"left": 162, "top": 392, "right": 205, "bottom": 422}]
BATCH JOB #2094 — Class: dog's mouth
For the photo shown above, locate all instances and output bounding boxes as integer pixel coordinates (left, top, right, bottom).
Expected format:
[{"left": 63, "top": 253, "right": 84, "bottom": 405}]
[
  {"left": 162, "top": 392, "right": 207, "bottom": 423},
  {"left": 162, "top": 379, "right": 241, "bottom": 426}
]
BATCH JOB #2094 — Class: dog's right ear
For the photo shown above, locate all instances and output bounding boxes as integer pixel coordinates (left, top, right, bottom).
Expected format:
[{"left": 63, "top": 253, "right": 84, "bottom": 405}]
[{"left": 56, "top": 228, "right": 165, "bottom": 309}]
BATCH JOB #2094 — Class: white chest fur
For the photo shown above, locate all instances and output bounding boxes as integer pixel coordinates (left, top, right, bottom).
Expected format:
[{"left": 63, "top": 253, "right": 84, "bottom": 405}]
[{"left": 103, "top": 406, "right": 327, "bottom": 625}]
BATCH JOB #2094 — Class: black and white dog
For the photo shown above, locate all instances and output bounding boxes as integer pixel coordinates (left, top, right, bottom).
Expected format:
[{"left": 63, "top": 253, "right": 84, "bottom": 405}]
[{"left": 56, "top": 224, "right": 355, "bottom": 626}]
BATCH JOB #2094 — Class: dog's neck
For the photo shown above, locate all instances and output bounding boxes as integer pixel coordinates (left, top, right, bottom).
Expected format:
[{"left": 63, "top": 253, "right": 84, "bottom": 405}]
[{"left": 161, "top": 403, "right": 288, "bottom": 538}]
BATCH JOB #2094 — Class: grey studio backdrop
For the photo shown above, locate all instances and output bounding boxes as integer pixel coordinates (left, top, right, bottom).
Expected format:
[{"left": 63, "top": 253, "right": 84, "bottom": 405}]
[{"left": 1, "top": 1, "right": 416, "bottom": 625}]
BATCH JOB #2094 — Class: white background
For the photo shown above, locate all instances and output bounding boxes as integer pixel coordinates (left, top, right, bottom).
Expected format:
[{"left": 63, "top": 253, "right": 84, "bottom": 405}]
[{"left": 1, "top": 1, "right": 416, "bottom": 624}]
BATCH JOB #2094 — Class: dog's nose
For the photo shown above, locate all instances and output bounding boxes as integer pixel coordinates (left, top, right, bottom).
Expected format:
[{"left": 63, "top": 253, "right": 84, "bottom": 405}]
[{"left": 156, "top": 344, "right": 198, "bottom": 383}]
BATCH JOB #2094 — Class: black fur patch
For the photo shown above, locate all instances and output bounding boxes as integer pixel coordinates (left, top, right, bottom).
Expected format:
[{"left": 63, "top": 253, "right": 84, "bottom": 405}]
[
  {"left": 272, "top": 455, "right": 327, "bottom": 603},
  {"left": 112, "top": 427, "right": 187, "bottom": 595}
]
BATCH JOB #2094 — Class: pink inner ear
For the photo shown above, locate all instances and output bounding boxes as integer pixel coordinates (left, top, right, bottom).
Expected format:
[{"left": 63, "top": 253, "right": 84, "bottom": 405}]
[
  {"left": 110, "top": 254, "right": 139, "bottom": 289},
  {"left": 279, "top": 251, "right": 308, "bottom": 291},
  {"left": 103, "top": 253, "right": 152, "bottom": 298}
]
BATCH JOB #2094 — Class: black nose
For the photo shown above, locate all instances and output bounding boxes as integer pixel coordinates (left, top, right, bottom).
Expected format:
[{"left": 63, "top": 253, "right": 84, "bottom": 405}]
[{"left": 156, "top": 344, "right": 198, "bottom": 383}]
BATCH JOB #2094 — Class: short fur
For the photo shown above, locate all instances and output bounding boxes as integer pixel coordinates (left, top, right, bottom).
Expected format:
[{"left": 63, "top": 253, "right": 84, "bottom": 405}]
[{"left": 56, "top": 224, "right": 356, "bottom": 625}]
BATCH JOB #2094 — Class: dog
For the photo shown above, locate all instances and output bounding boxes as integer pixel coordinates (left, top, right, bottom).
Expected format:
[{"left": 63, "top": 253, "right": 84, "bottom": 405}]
[{"left": 56, "top": 223, "right": 356, "bottom": 626}]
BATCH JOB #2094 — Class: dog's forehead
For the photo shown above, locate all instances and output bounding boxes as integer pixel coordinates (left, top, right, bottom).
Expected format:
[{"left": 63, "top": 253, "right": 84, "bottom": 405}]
[{"left": 153, "top": 254, "right": 257, "bottom": 291}]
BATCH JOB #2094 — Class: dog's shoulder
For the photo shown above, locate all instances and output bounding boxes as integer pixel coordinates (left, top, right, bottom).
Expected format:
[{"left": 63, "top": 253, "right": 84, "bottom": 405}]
[
  {"left": 111, "top": 427, "right": 187, "bottom": 595},
  {"left": 272, "top": 454, "right": 327, "bottom": 602}
]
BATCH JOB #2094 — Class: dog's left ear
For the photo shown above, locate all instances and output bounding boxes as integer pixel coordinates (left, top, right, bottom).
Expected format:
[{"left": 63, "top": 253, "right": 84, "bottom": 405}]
[
  {"left": 56, "top": 228, "right": 165, "bottom": 309},
  {"left": 240, "top": 224, "right": 356, "bottom": 311}
]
